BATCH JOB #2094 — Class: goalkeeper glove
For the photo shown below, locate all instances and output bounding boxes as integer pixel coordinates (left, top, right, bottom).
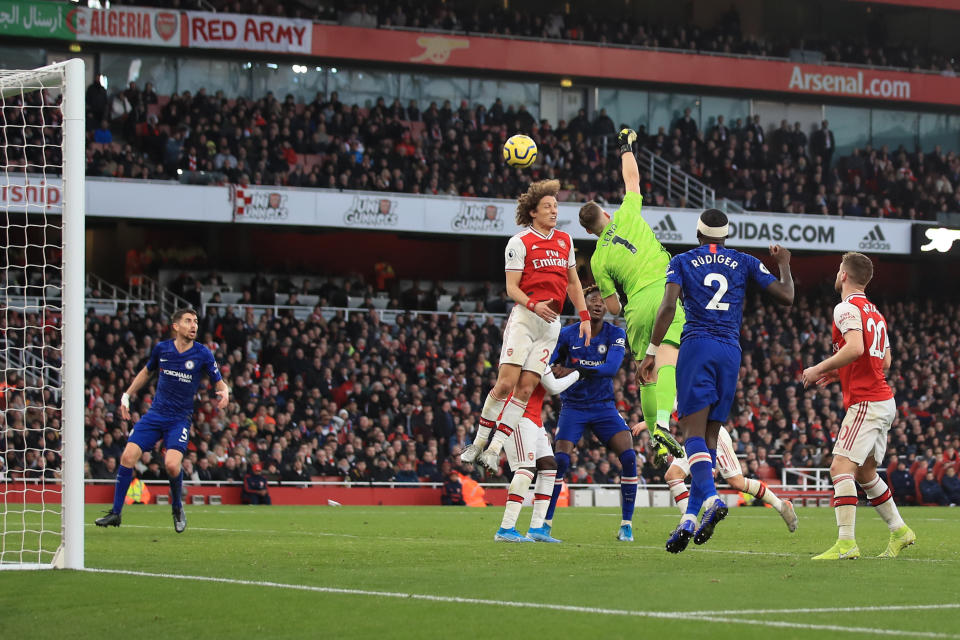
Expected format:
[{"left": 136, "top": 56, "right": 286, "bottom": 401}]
[{"left": 617, "top": 128, "right": 637, "bottom": 155}]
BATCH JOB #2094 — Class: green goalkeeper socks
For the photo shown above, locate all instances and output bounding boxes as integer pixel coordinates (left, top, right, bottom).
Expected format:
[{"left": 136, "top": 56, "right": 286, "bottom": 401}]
[
  {"left": 640, "top": 380, "right": 657, "bottom": 430},
  {"left": 655, "top": 365, "right": 677, "bottom": 426}
]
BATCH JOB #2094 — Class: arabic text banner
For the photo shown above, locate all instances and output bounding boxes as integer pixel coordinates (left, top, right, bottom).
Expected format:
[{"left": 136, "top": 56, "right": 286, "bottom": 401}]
[{"left": 0, "top": 0, "right": 72, "bottom": 40}]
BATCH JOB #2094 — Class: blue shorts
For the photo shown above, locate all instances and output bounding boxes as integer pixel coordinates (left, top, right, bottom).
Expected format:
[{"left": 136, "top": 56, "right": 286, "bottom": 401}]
[
  {"left": 128, "top": 411, "right": 191, "bottom": 453},
  {"left": 676, "top": 337, "right": 742, "bottom": 424},
  {"left": 556, "top": 404, "right": 629, "bottom": 445}
]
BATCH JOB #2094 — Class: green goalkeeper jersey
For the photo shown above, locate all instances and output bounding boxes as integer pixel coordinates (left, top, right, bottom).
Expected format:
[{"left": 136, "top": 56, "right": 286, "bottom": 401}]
[{"left": 590, "top": 192, "right": 671, "bottom": 304}]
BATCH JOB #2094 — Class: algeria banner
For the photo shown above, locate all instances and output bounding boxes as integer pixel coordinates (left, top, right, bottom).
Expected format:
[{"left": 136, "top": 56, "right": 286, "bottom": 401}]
[{"left": 68, "top": 6, "right": 182, "bottom": 47}]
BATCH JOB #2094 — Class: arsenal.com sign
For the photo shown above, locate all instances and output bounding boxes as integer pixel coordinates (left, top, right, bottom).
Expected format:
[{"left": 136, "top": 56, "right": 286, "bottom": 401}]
[{"left": 69, "top": 6, "right": 181, "bottom": 46}]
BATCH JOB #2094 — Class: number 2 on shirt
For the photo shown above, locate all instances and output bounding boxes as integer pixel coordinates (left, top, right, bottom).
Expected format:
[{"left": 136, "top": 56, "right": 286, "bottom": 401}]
[{"left": 703, "top": 273, "right": 730, "bottom": 311}]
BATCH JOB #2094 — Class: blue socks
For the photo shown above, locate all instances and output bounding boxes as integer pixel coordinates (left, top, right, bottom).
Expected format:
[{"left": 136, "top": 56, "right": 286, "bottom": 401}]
[
  {"left": 112, "top": 465, "right": 134, "bottom": 514},
  {"left": 545, "top": 451, "right": 570, "bottom": 521},
  {"left": 685, "top": 436, "right": 718, "bottom": 517},
  {"left": 169, "top": 469, "right": 183, "bottom": 510},
  {"left": 619, "top": 449, "right": 638, "bottom": 522}
]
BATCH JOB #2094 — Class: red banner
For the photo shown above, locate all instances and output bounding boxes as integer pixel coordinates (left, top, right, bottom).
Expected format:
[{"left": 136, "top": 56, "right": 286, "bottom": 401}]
[
  {"left": 186, "top": 11, "right": 311, "bottom": 53},
  {"left": 68, "top": 6, "right": 181, "bottom": 47},
  {"left": 311, "top": 25, "right": 960, "bottom": 107}
]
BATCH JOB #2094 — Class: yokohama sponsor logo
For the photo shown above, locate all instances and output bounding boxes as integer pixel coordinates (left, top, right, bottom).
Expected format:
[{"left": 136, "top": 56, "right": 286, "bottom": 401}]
[{"left": 788, "top": 66, "right": 911, "bottom": 100}]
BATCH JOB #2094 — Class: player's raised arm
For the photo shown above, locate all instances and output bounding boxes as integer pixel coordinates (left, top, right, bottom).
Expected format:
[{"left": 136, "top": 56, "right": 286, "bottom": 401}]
[
  {"left": 618, "top": 128, "right": 641, "bottom": 194},
  {"left": 566, "top": 266, "right": 592, "bottom": 346},
  {"left": 638, "top": 282, "right": 682, "bottom": 383},
  {"left": 120, "top": 366, "right": 153, "bottom": 421},
  {"left": 764, "top": 244, "right": 795, "bottom": 306}
]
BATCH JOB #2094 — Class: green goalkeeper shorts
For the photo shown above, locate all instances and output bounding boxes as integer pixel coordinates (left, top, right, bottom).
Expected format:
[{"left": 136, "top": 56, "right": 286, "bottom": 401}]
[{"left": 623, "top": 278, "right": 685, "bottom": 360}]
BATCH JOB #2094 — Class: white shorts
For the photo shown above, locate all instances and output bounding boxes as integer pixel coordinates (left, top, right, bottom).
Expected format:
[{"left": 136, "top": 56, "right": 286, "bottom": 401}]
[
  {"left": 833, "top": 397, "right": 896, "bottom": 465},
  {"left": 670, "top": 425, "right": 742, "bottom": 480},
  {"left": 499, "top": 305, "right": 561, "bottom": 376},
  {"left": 504, "top": 417, "right": 554, "bottom": 471}
]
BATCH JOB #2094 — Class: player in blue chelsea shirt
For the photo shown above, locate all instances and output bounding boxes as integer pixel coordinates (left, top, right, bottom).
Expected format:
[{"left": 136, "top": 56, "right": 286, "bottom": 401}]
[
  {"left": 539, "top": 285, "right": 639, "bottom": 542},
  {"left": 640, "top": 209, "right": 794, "bottom": 553},
  {"left": 96, "top": 308, "right": 229, "bottom": 532}
]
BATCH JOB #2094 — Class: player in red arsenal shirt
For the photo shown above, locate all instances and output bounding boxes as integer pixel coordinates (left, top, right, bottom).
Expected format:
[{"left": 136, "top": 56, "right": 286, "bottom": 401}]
[
  {"left": 802, "top": 252, "right": 915, "bottom": 560},
  {"left": 459, "top": 179, "right": 591, "bottom": 542}
]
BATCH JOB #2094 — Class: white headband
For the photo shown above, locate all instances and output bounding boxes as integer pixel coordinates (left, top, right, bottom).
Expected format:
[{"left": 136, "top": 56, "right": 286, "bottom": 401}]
[{"left": 697, "top": 219, "right": 729, "bottom": 238}]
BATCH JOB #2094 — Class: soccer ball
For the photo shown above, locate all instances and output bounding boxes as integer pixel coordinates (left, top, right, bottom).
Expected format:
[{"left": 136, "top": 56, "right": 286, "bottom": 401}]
[{"left": 502, "top": 134, "right": 538, "bottom": 168}]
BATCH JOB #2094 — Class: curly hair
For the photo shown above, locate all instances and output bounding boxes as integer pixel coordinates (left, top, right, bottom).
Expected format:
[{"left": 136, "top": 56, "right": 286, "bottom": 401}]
[
  {"left": 515, "top": 179, "right": 560, "bottom": 226},
  {"left": 583, "top": 284, "right": 600, "bottom": 298}
]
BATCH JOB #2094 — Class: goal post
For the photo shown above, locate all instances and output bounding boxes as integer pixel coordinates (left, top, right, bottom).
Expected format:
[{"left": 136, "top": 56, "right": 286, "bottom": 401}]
[{"left": 0, "top": 59, "right": 84, "bottom": 570}]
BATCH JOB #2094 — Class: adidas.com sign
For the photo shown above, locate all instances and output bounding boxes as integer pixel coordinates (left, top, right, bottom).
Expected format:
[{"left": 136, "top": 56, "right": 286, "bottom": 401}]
[
  {"left": 652, "top": 214, "right": 683, "bottom": 242},
  {"left": 859, "top": 224, "right": 891, "bottom": 251}
]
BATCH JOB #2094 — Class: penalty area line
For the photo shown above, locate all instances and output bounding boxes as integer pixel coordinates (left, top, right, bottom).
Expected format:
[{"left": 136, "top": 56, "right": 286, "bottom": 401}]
[{"left": 81, "top": 568, "right": 958, "bottom": 638}]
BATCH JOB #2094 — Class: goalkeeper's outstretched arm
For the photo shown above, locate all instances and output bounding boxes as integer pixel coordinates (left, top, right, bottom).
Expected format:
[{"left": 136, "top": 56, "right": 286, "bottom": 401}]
[{"left": 617, "top": 128, "right": 641, "bottom": 194}]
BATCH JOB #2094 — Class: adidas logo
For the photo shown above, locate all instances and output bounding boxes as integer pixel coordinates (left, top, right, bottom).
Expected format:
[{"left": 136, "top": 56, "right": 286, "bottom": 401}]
[
  {"left": 859, "top": 224, "right": 890, "bottom": 251},
  {"left": 652, "top": 215, "right": 683, "bottom": 242}
]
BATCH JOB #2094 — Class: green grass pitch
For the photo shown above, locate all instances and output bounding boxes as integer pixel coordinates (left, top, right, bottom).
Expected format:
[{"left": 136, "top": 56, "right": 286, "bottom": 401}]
[{"left": 2, "top": 504, "right": 959, "bottom": 639}]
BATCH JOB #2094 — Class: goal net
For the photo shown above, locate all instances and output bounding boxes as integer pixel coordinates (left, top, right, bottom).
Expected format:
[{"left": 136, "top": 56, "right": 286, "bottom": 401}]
[{"left": 1, "top": 60, "right": 84, "bottom": 570}]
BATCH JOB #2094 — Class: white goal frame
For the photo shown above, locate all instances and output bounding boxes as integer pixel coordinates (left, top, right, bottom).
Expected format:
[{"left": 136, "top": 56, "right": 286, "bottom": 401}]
[{"left": 0, "top": 59, "right": 84, "bottom": 570}]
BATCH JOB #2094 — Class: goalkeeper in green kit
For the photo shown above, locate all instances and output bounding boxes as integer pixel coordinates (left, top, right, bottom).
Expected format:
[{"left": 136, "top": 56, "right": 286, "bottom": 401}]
[{"left": 579, "top": 128, "right": 685, "bottom": 464}]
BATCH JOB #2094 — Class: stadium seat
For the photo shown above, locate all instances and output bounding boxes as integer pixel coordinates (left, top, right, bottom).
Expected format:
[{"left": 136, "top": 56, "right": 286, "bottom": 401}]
[{"left": 934, "top": 460, "right": 946, "bottom": 483}]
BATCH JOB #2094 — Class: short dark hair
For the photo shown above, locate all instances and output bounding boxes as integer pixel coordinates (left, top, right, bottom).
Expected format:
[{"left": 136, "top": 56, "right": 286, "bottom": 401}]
[
  {"left": 583, "top": 284, "right": 601, "bottom": 298},
  {"left": 171, "top": 308, "right": 198, "bottom": 323},
  {"left": 841, "top": 252, "right": 874, "bottom": 286},
  {"left": 699, "top": 208, "right": 728, "bottom": 229},
  {"left": 578, "top": 201, "right": 604, "bottom": 231}
]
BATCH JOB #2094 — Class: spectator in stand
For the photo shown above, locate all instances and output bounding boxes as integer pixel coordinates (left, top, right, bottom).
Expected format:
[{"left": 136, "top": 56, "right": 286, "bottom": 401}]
[
  {"left": 93, "top": 120, "right": 113, "bottom": 144},
  {"left": 441, "top": 471, "right": 465, "bottom": 505},
  {"left": 942, "top": 466, "right": 960, "bottom": 505},
  {"left": 394, "top": 461, "right": 420, "bottom": 483},
  {"left": 920, "top": 470, "right": 950, "bottom": 505},
  {"left": 242, "top": 462, "right": 272, "bottom": 504},
  {"left": 889, "top": 461, "right": 916, "bottom": 505}
]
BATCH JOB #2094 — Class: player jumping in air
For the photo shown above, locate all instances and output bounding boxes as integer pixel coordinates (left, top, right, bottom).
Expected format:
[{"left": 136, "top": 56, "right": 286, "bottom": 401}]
[
  {"left": 540, "top": 285, "right": 639, "bottom": 542},
  {"left": 802, "top": 252, "right": 915, "bottom": 560},
  {"left": 460, "top": 180, "right": 592, "bottom": 540},
  {"left": 640, "top": 209, "right": 794, "bottom": 553},
  {"left": 490, "top": 370, "right": 580, "bottom": 543},
  {"left": 665, "top": 425, "right": 798, "bottom": 533},
  {"left": 579, "top": 128, "right": 684, "bottom": 466},
  {"left": 95, "top": 308, "right": 229, "bottom": 532}
]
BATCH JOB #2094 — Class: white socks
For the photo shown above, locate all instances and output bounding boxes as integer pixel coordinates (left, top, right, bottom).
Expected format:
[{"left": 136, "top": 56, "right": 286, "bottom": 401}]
[{"left": 501, "top": 468, "right": 534, "bottom": 530}]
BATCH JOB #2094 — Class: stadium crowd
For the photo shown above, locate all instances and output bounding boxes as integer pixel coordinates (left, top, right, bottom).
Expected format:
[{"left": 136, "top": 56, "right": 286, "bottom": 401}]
[
  {"left": 105, "top": 0, "right": 960, "bottom": 75},
  {"left": 80, "top": 81, "right": 960, "bottom": 219},
  {"left": 4, "top": 268, "right": 958, "bottom": 505}
]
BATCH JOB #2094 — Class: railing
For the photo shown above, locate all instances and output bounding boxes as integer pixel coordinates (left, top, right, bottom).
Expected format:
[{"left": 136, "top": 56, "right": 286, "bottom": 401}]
[
  {"left": 718, "top": 198, "right": 746, "bottom": 214},
  {"left": 86, "top": 273, "right": 129, "bottom": 301},
  {"left": 0, "top": 339, "right": 61, "bottom": 402},
  {"left": 200, "top": 302, "right": 613, "bottom": 328},
  {"left": 129, "top": 274, "right": 192, "bottom": 317},
  {"left": 781, "top": 467, "right": 836, "bottom": 490},
  {"left": 636, "top": 147, "right": 716, "bottom": 210}
]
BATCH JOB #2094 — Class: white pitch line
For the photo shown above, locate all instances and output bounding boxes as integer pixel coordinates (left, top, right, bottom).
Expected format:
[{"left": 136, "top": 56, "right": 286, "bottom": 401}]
[
  {"left": 80, "top": 568, "right": 960, "bottom": 639},
  {"left": 689, "top": 603, "right": 960, "bottom": 616}
]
